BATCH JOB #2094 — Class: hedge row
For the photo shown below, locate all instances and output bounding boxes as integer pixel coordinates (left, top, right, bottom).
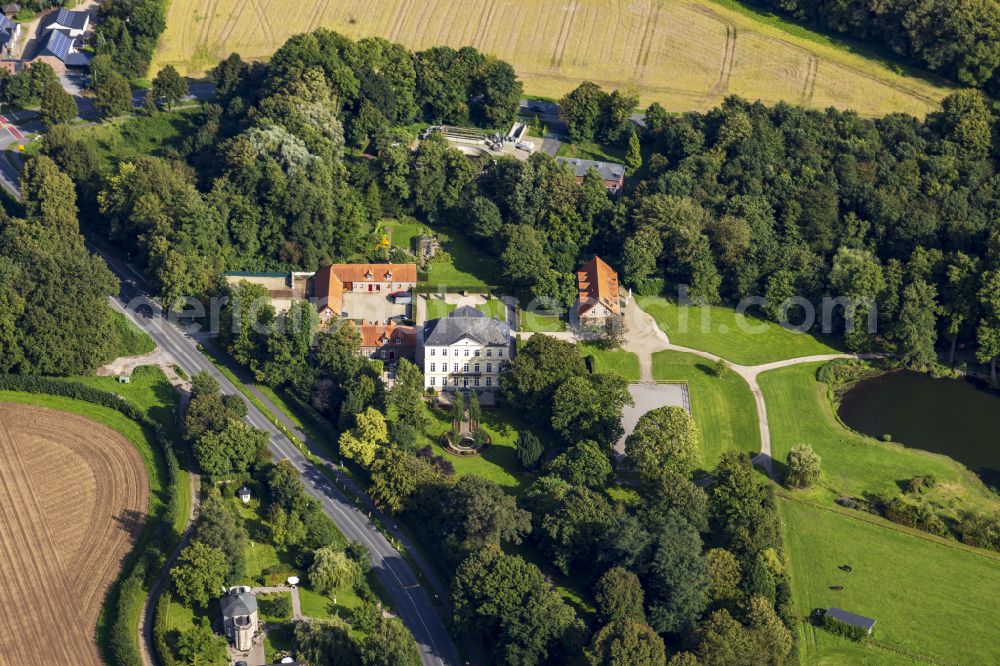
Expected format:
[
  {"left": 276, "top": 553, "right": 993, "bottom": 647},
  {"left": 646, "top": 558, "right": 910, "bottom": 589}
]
[
  {"left": 0, "top": 375, "right": 182, "bottom": 666},
  {"left": 822, "top": 613, "right": 870, "bottom": 641},
  {"left": 153, "top": 591, "right": 178, "bottom": 666}
]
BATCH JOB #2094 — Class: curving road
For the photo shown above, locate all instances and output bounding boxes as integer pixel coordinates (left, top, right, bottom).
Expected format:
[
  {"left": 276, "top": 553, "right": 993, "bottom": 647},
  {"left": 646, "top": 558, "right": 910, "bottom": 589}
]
[
  {"left": 99, "top": 247, "right": 460, "bottom": 666},
  {"left": 0, "top": 170, "right": 458, "bottom": 665}
]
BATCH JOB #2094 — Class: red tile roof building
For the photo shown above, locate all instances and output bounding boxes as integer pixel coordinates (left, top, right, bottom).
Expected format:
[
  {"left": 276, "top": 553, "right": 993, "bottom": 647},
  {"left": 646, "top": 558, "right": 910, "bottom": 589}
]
[
  {"left": 313, "top": 263, "right": 417, "bottom": 320},
  {"left": 577, "top": 256, "right": 622, "bottom": 321},
  {"left": 357, "top": 321, "right": 416, "bottom": 363}
]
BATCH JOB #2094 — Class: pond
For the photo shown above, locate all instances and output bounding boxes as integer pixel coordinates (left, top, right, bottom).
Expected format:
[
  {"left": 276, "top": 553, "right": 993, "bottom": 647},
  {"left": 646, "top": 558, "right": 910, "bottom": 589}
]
[{"left": 838, "top": 371, "right": 1000, "bottom": 489}]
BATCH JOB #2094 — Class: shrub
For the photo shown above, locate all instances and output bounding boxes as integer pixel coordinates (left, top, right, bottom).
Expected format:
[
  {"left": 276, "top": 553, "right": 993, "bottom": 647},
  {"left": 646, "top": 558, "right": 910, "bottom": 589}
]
[
  {"left": 821, "top": 613, "right": 870, "bottom": 641},
  {"left": 816, "top": 359, "right": 874, "bottom": 386},
  {"left": 259, "top": 593, "right": 293, "bottom": 619},
  {"left": 905, "top": 474, "right": 937, "bottom": 494}
]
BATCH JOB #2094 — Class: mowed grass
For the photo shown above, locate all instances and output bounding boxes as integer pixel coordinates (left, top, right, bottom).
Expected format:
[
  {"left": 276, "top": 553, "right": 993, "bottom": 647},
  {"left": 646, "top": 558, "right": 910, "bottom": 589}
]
[
  {"left": 521, "top": 311, "right": 566, "bottom": 332},
  {"left": 424, "top": 297, "right": 455, "bottom": 320},
  {"left": 477, "top": 298, "right": 507, "bottom": 320},
  {"left": 779, "top": 498, "right": 1000, "bottom": 665},
  {"left": 759, "top": 363, "right": 999, "bottom": 517},
  {"left": 423, "top": 230, "right": 500, "bottom": 289},
  {"left": 580, "top": 343, "right": 640, "bottom": 382},
  {"left": 637, "top": 296, "right": 839, "bottom": 365},
  {"left": 425, "top": 405, "right": 533, "bottom": 493},
  {"left": 109, "top": 310, "right": 157, "bottom": 357},
  {"left": 385, "top": 219, "right": 426, "bottom": 252},
  {"left": 155, "top": 0, "right": 951, "bottom": 117},
  {"left": 652, "top": 350, "right": 759, "bottom": 468}
]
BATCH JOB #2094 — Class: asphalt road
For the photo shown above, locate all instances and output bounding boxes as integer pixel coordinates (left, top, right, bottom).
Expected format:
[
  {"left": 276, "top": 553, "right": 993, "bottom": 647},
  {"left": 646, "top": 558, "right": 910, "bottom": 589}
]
[
  {"left": 0, "top": 166, "right": 458, "bottom": 666},
  {"left": 100, "top": 247, "right": 460, "bottom": 666}
]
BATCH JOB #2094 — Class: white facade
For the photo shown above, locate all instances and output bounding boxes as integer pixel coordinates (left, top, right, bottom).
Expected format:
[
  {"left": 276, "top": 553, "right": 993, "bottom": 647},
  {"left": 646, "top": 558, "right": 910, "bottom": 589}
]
[{"left": 423, "top": 336, "right": 507, "bottom": 392}]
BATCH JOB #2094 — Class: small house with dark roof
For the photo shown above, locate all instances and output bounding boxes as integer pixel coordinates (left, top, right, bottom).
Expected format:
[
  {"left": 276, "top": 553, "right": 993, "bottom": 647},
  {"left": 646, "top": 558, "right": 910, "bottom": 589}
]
[
  {"left": 576, "top": 255, "right": 622, "bottom": 322},
  {"left": 422, "top": 305, "right": 511, "bottom": 392},
  {"left": 221, "top": 587, "right": 258, "bottom": 651},
  {"left": 556, "top": 157, "right": 626, "bottom": 193},
  {"left": 826, "top": 607, "right": 876, "bottom": 636},
  {"left": 45, "top": 8, "right": 89, "bottom": 36},
  {"left": 2, "top": 4, "right": 20, "bottom": 18}
]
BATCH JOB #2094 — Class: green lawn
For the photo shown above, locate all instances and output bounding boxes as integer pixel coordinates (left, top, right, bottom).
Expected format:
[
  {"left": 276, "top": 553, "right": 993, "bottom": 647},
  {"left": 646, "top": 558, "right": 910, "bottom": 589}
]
[
  {"left": 636, "top": 296, "right": 840, "bottom": 365},
  {"left": 63, "top": 365, "right": 181, "bottom": 440},
  {"left": 521, "top": 310, "right": 566, "bottom": 332},
  {"left": 758, "top": 364, "right": 999, "bottom": 516},
  {"left": 580, "top": 343, "right": 640, "bottom": 381},
  {"left": 651, "top": 351, "right": 760, "bottom": 469},
  {"left": 385, "top": 219, "right": 427, "bottom": 252},
  {"left": 423, "top": 230, "right": 500, "bottom": 289},
  {"left": 780, "top": 497, "right": 1000, "bottom": 665},
  {"left": 477, "top": 298, "right": 507, "bottom": 320},
  {"left": 556, "top": 140, "right": 626, "bottom": 163},
  {"left": 424, "top": 404, "right": 534, "bottom": 493},
  {"left": 425, "top": 297, "right": 456, "bottom": 320}
]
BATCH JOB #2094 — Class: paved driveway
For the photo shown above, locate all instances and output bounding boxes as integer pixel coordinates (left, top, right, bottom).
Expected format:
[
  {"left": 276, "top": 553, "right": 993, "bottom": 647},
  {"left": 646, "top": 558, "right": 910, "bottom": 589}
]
[
  {"left": 616, "top": 383, "right": 691, "bottom": 455},
  {"left": 343, "top": 292, "right": 408, "bottom": 324}
]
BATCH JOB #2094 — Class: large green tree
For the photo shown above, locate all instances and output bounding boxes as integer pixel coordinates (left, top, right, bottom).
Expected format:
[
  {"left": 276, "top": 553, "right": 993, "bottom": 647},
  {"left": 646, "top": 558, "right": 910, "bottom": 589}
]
[{"left": 625, "top": 406, "right": 700, "bottom": 481}]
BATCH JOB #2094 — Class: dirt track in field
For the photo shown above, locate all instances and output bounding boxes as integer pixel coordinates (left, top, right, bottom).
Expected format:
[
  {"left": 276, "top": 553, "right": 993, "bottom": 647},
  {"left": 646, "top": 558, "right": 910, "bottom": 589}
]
[{"left": 0, "top": 403, "right": 149, "bottom": 666}]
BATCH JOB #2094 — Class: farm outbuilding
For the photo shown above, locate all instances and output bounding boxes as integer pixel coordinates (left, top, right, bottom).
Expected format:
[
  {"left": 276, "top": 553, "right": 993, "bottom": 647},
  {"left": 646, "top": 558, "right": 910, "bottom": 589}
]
[{"left": 826, "top": 607, "right": 877, "bottom": 635}]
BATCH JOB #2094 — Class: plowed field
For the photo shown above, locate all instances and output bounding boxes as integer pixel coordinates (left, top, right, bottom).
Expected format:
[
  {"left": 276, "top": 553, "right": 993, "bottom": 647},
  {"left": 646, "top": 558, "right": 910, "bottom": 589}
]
[{"left": 0, "top": 403, "right": 148, "bottom": 666}]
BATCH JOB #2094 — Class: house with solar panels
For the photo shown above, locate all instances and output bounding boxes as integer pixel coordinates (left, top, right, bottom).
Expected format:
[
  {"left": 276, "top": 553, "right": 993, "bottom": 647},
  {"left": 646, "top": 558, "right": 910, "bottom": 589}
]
[
  {"left": 35, "top": 9, "right": 91, "bottom": 71},
  {"left": 0, "top": 14, "right": 19, "bottom": 58},
  {"left": 44, "top": 8, "right": 89, "bottom": 37}
]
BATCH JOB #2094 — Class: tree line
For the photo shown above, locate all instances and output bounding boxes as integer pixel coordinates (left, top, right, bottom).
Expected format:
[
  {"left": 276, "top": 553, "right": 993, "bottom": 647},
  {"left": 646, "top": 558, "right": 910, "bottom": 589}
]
[{"left": 747, "top": 0, "right": 1000, "bottom": 93}]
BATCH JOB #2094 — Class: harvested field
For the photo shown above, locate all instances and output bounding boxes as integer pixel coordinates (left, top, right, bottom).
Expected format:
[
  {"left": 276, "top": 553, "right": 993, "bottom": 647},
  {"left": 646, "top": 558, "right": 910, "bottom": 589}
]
[
  {"left": 0, "top": 403, "right": 149, "bottom": 666},
  {"left": 155, "top": 0, "right": 953, "bottom": 117}
]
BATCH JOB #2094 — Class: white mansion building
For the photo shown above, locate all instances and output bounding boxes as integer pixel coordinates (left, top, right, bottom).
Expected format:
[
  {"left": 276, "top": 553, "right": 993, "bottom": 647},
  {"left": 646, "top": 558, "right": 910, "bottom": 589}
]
[{"left": 422, "top": 306, "right": 512, "bottom": 392}]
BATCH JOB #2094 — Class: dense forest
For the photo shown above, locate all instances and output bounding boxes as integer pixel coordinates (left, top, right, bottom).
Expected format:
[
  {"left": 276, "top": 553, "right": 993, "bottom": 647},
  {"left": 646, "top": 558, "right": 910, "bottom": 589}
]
[{"left": 748, "top": 0, "right": 1000, "bottom": 93}]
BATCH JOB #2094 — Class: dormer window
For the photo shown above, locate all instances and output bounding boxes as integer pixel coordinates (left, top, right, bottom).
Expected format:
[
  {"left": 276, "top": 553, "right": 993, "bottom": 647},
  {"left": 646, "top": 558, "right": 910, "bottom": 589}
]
[
  {"left": 384, "top": 271, "right": 393, "bottom": 280},
  {"left": 364, "top": 270, "right": 373, "bottom": 280}
]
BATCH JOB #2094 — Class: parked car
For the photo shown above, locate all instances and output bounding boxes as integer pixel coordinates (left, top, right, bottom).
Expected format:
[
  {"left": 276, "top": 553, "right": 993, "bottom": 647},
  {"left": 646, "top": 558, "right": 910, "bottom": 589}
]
[
  {"left": 390, "top": 290, "right": 409, "bottom": 298},
  {"left": 393, "top": 295, "right": 412, "bottom": 305}
]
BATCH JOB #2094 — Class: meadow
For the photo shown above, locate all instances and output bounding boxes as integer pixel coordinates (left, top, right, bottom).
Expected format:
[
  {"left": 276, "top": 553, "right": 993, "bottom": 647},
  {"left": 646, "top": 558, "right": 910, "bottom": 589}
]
[
  {"left": 779, "top": 497, "right": 1000, "bottom": 665},
  {"left": 155, "top": 0, "right": 952, "bottom": 117},
  {"left": 758, "top": 363, "right": 999, "bottom": 516}
]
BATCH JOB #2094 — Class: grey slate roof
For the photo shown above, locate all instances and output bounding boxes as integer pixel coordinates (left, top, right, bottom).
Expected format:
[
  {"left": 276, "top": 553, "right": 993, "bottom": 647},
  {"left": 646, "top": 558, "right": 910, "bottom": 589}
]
[
  {"left": 40, "top": 29, "right": 72, "bottom": 61},
  {"left": 53, "top": 8, "right": 88, "bottom": 30},
  {"left": 221, "top": 591, "right": 257, "bottom": 618},
  {"left": 556, "top": 157, "right": 626, "bottom": 181},
  {"left": 423, "top": 306, "right": 510, "bottom": 346},
  {"left": 826, "top": 607, "right": 876, "bottom": 631}
]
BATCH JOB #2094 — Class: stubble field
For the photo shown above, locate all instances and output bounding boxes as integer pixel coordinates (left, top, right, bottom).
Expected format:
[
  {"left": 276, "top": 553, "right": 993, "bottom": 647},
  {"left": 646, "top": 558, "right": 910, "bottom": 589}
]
[
  {"left": 0, "top": 403, "right": 149, "bottom": 666},
  {"left": 154, "top": 0, "right": 952, "bottom": 117}
]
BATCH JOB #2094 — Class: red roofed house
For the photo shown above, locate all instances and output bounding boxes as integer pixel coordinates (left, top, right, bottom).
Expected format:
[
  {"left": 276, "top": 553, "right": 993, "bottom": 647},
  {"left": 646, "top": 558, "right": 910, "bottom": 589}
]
[
  {"left": 576, "top": 256, "right": 622, "bottom": 322},
  {"left": 358, "top": 321, "right": 416, "bottom": 363},
  {"left": 313, "top": 263, "right": 417, "bottom": 321}
]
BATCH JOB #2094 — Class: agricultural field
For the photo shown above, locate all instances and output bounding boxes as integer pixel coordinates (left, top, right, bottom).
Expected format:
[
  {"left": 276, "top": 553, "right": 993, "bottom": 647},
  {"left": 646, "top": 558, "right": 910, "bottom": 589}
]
[
  {"left": 0, "top": 403, "right": 149, "bottom": 665},
  {"left": 780, "top": 498, "right": 1000, "bottom": 665},
  {"left": 155, "top": 0, "right": 952, "bottom": 117}
]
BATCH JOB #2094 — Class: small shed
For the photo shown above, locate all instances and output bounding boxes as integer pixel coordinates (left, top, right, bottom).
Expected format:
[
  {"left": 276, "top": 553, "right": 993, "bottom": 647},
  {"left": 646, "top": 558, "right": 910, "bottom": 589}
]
[
  {"left": 2, "top": 4, "right": 20, "bottom": 18},
  {"left": 237, "top": 486, "right": 251, "bottom": 503},
  {"left": 826, "top": 607, "right": 877, "bottom": 636}
]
